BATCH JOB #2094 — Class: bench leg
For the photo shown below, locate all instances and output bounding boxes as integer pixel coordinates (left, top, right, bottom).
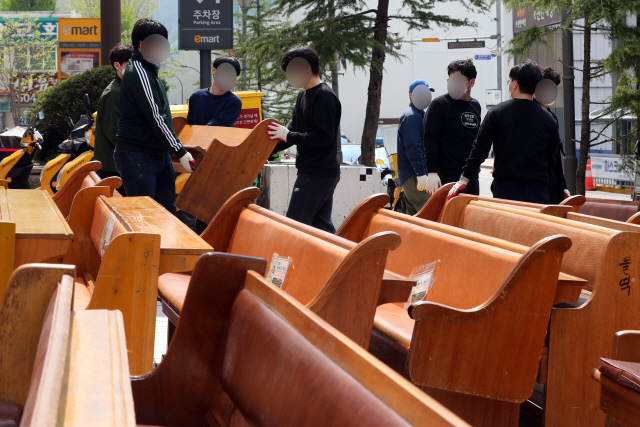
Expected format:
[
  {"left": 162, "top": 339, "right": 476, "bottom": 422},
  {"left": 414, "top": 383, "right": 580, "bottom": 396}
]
[{"left": 421, "top": 386, "right": 520, "bottom": 427}]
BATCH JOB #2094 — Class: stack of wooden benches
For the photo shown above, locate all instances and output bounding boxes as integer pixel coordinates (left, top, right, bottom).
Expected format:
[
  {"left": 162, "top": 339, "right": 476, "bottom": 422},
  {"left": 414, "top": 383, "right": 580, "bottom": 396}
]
[{"left": 8, "top": 127, "right": 640, "bottom": 426}]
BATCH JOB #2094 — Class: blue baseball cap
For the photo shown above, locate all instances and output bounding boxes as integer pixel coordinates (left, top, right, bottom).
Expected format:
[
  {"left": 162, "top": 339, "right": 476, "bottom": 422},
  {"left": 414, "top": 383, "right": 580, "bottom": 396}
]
[{"left": 409, "top": 79, "right": 435, "bottom": 93}]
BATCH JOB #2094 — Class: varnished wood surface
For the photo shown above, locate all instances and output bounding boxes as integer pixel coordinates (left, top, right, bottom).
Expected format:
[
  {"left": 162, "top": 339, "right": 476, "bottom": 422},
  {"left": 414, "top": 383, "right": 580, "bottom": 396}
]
[
  {"left": 100, "top": 195, "right": 211, "bottom": 257},
  {"left": 134, "top": 253, "right": 469, "bottom": 427},
  {"left": 0, "top": 189, "right": 72, "bottom": 239},
  {"left": 0, "top": 221, "right": 15, "bottom": 301},
  {"left": 51, "top": 160, "right": 102, "bottom": 218},
  {"left": 175, "top": 120, "right": 280, "bottom": 223}
]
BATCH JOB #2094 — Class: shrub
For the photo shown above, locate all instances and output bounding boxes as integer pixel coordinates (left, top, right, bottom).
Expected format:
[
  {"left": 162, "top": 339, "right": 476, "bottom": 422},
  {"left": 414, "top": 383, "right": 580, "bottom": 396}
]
[{"left": 29, "top": 65, "right": 116, "bottom": 157}]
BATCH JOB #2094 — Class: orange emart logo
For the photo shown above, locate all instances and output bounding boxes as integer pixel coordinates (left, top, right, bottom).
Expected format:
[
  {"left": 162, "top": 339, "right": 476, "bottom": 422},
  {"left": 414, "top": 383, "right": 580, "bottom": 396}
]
[{"left": 194, "top": 35, "right": 220, "bottom": 43}]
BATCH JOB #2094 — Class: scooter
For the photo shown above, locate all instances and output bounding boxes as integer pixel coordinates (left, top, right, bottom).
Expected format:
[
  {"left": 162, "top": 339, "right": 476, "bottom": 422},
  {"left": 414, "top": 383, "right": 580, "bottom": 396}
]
[
  {"left": 40, "top": 94, "right": 95, "bottom": 195},
  {"left": 0, "top": 112, "right": 45, "bottom": 189}
]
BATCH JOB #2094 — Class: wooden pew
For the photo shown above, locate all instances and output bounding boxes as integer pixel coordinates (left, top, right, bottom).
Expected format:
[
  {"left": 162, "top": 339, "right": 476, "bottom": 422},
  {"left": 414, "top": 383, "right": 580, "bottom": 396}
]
[
  {"left": 333, "top": 195, "right": 572, "bottom": 426},
  {"left": 440, "top": 195, "right": 640, "bottom": 427},
  {"left": 133, "top": 252, "right": 469, "bottom": 427},
  {"left": 591, "top": 331, "right": 640, "bottom": 427},
  {"left": 159, "top": 187, "right": 403, "bottom": 349},
  {"left": 79, "top": 170, "right": 122, "bottom": 197},
  {"left": 50, "top": 160, "right": 102, "bottom": 218},
  {"left": 582, "top": 198, "right": 640, "bottom": 222},
  {"left": 173, "top": 119, "right": 280, "bottom": 224},
  {"left": 0, "top": 264, "right": 135, "bottom": 426},
  {"left": 48, "top": 186, "right": 161, "bottom": 375}
]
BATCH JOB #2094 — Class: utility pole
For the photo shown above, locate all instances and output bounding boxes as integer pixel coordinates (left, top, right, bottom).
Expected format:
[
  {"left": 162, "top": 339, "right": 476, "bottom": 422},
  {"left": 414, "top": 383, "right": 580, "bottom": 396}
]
[
  {"left": 200, "top": 50, "right": 212, "bottom": 89},
  {"left": 100, "top": 0, "right": 121, "bottom": 66},
  {"left": 561, "top": 10, "right": 577, "bottom": 194},
  {"left": 496, "top": 0, "right": 502, "bottom": 91}
]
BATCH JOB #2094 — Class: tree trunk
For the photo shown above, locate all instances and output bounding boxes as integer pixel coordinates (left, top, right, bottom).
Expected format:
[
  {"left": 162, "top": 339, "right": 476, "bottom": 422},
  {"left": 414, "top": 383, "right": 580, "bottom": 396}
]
[
  {"left": 576, "top": 20, "right": 592, "bottom": 195},
  {"left": 359, "top": 0, "right": 389, "bottom": 167}
]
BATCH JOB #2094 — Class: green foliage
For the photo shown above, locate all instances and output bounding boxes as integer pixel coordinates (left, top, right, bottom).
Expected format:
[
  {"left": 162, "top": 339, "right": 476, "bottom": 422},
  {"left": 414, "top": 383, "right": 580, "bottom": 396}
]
[
  {"left": 60, "top": 0, "right": 160, "bottom": 42},
  {"left": 0, "top": 0, "right": 56, "bottom": 11},
  {"left": 28, "top": 65, "right": 115, "bottom": 154}
]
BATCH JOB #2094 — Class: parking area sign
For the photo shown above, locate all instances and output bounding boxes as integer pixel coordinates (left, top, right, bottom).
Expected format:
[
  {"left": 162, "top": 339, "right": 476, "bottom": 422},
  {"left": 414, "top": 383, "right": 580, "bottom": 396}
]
[{"left": 179, "top": 0, "right": 234, "bottom": 50}]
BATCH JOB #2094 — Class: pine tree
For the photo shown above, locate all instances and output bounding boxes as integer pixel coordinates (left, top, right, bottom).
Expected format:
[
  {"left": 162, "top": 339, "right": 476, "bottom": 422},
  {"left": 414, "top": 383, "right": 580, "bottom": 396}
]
[{"left": 238, "top": 0, "right": 488, "bottom": 165}]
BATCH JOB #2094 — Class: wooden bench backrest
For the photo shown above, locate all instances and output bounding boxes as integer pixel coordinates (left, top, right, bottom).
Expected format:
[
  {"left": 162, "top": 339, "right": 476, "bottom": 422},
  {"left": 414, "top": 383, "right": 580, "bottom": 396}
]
[
  {"left": 20, "top": 277, "right": 73, "bottom": 426},
  {"left": 51, "top": 161, "right": 101, "bottom": 218},
  {"left": 132, "top": 253, "right": 469, "bottom": 427},
  {"left": 80, "top": 171, "right": 121, "bottom": 196},
  {"left": 580, "top": 200, "right": 640, "bottom": 222},
  {"left": 366, "top": 213, "right": 520, "bottom": 309},
  {"left": 89, "top": 197, "right": 128, "bottom": 256},
  {"left": 0, "top": 264, "right": 75, "bottom": 408},
  {"left": 228, "top": 208, "right": 347, "bottom": 305},
  {"left": 442, "top": 197, "right": 613, "bottom": 288},
  {"left": 58, "top": 186, "right": 160, "bottom": 375}
]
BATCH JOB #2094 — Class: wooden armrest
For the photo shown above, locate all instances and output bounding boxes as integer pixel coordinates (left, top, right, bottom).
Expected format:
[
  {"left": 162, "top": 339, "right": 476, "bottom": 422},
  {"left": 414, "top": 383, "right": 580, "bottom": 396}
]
[
  {"left": 409, "top": 301, "right": 478, "bottom": 321},
  {"left": 613, "top": 331, "right": 640, "bottom": 362},
  {"left": 378, "top": 272, "right": 416, "bottom": 306}
]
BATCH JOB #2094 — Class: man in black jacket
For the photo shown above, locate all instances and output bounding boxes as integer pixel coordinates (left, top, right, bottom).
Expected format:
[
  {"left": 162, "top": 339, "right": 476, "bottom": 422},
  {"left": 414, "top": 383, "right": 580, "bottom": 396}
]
[
  {"left": 115, "top": 18, "right": 193, "bottom": 214},
  {"left": 267, "top": 45, "right": 341, "bottom": 233},
  {"left": 94, "top": 42, "right": 133, "bottom": 195},
  {"left": 424, "top": 59, "right": 481, "bottom": 196},
  {"left": 448, "top": 60, "right": 559, "bottom": 203}
]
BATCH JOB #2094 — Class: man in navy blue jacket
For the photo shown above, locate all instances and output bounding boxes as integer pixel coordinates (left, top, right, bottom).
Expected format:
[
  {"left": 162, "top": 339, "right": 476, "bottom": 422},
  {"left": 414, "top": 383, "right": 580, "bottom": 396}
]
[
  {"left": 187, "top": 55, "right": 242, "bottom": 127},
  {"left": 397, "top": 80, "right": 434, "bottom": 215}
]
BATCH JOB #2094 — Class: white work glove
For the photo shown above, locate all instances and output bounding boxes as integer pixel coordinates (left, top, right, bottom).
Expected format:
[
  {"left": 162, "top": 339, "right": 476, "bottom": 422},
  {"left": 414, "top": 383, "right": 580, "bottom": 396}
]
[
  {"left": 563, "top": 189, "right": 571, "bottom": 199},
  {"left": 426, "top": 172, "right": 441, "bottom": 195},
  {"left": 179, "top": 151, "right": 194, "bottom": 173},
  {"left": 267, "top": 123, "right": 289, "bottom": 142},
  {"left": 416, "top": 175, "right": 428, "bottom": 191},
  {"left": 447, "top": 176, "right": 470, "bottom": 200}
]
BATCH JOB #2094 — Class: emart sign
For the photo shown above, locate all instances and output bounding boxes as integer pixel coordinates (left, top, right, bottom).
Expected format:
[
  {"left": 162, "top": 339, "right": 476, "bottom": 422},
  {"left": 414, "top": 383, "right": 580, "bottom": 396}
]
[
  {"left": 178, "top": 0, "right": 233, "bottom": 50},
  {"left": 58, "top": 18, "right": 100, "bottom": 48}
]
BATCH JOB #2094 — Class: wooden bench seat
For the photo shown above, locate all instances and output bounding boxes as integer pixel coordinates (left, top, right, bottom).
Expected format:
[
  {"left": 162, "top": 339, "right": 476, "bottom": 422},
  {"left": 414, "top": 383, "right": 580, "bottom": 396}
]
[
  {"left": 159, "top": 187, "right": 401, "bottom": 349},
  {"left": 0, "top": 264, "right": 134, "bottom": 426},
  {"left": 582, "top": 198, "right": 640, "bottom": 223},
  {"left": 439, "top": 195, "right": 640, "bottom": 427},
  {"left": 134, "top": 252, "right": 469, "bottom": 427},
  {"left": 591, "top": 331, "right": 640, "bottom": 427},
  {"left": 332, "top": 194, "right": 571, "bottom": 426},
  {"left": 48, "top": 186, "right": 161, "bottom": 375}
]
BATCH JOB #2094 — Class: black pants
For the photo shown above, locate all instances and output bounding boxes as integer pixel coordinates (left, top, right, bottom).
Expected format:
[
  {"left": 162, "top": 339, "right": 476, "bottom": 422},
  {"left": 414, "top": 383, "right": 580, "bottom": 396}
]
[
  {"left": 96, "top": 169, "right": 126, "bottom": 196},
  {"left": 439, "top": 171, "right": 480, "bottom": 196},
  {"left": 492, "top": 181, "right": 550, "bottom": 204},
  {"left": 287, "top": 173, "right": 340, "bottom": 233}
]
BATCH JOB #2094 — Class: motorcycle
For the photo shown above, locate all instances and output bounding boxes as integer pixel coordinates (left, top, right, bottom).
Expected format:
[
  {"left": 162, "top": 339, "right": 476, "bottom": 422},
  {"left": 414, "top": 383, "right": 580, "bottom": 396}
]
[
  {"left": 0, "top": 112, "right": 45, "bottom": 189},
  {"left": 40, "top": 94, "right": 95, "bottom": 195}
]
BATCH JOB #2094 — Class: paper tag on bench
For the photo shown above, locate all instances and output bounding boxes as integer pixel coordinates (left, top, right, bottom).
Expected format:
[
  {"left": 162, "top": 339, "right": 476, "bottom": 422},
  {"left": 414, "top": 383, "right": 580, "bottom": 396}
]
[
  {"left": 405, "top": 260, "right": 440, "bottom": 309},
  {"left": 267, "top": 254, "right": 290, "bottom": 289},
  {"left": 99, "top": 215, "right": 115, "bottom": 257}
]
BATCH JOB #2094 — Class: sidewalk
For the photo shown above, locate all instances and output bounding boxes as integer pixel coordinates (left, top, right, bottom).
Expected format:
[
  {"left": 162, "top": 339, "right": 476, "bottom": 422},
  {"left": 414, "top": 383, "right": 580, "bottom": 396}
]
[{"left": 481, "top": 157, "right": 494, "bottom": 170}]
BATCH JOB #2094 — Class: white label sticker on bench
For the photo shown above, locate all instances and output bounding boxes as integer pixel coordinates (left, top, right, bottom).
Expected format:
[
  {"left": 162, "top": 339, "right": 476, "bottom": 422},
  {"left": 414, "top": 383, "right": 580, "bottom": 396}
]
[
  {"left": 267, "top": 254, "right": 290, "bottom": 289},
  {"left": 99, "top": 215, "right": 115, "bottom": 257},
  {"left": 405, "top": 260, "right": 440, "bottom": 309}
]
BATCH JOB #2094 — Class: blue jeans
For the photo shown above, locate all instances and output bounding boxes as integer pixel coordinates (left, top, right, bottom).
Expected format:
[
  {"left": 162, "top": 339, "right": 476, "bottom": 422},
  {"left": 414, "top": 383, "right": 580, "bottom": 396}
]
[{"left": 113, "top": 148, "right": 177, "bottom": 215}]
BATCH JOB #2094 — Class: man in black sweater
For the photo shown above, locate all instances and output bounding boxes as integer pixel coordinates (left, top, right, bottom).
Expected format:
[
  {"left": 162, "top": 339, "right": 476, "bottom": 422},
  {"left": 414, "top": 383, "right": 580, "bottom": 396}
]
[
  {"left": 268, "top": 45, "right": 341, "bottom": 233},
  {"left": 424, "top": 59, "right": 482, "bottom": 195},
  {"left": 448, "top": 60, "right": 559, "bottom": 203}
]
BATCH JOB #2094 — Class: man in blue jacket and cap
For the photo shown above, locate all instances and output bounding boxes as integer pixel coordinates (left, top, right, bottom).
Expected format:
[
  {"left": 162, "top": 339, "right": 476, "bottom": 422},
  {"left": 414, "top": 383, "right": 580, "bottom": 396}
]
[{"left": 396, "top": 79, "right": 434, "bottom": 215}]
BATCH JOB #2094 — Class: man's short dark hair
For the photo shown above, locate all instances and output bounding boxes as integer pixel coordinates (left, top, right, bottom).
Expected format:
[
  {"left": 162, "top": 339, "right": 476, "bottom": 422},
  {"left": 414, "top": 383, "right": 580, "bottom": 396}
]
[
  {"left": 109, "top": 42, "right": 133, "bottom": 70},
  {"left": 509, "top": 60, "right": 543, "bottom": 95},
  {"left": 447, "top": 59, "right": 477, "bottom": 80},
  {"left": 541, "top": 66, "right": 561, "bottom": 86},
  {"left": 131, "top": 18, "right": 168, "bottom": 51},
  {"left": 213, "top": 55, "right": 241, "bottom": 76},
  {"left": 280, "top": 44, "right": 321, "bottom": 75}
]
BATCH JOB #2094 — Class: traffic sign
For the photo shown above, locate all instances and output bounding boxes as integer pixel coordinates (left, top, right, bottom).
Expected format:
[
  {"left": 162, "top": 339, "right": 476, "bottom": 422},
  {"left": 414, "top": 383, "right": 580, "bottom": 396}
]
[
  {"left": 179, "top": 0, "right": 234, "bottom": 50},
  {"left": 421, "top": 38, "right": 440, "bottom": 42},
  {"left": 448, "top": 40, "right": 485, "bottom": 49},
  {"left": 474, "top": 54, "right": 492, "bottom": 60}
]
